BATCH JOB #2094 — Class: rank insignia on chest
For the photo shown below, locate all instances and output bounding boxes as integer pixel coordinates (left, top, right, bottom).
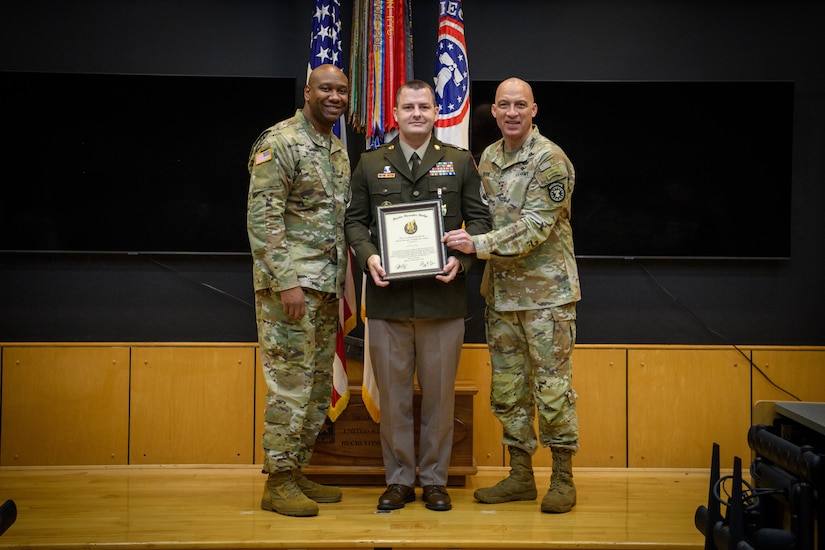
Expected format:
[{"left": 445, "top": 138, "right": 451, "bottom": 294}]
[
  {"left": 377, "top": 165, "right": 396, "bottom": 178},
  {"left": 429, "top": 161, "right": 456, "bottom": 176}
]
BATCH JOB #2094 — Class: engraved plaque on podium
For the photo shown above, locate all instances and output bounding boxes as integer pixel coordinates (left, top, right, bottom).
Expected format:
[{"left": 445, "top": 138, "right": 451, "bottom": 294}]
[{"left": 305, "top": 384, "right": 477, "bottom": 486}]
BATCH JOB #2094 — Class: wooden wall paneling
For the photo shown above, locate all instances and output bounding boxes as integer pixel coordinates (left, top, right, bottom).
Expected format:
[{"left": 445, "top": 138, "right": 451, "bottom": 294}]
[
  {"left": 254, "top": 349, "right": 264, "bottom": 466},
  {"left": 460, "top": 346, "right": 629, "bottom": 469},
  {"left": 457, "top": 345, "right": 501, "bottom": 467},
  {"left": 570, "top": 347, "right": 628, "bottom": 468},
  {"left": 751, "top": 349, "right": 825, "bottom": 405},
  {"left": 0, "top": 346, "right": 130, "bottom": 466},
  {"left": 129, "top": 346, "right": 256, "bottom": 464},
  {"left": 445, "top": 345, "right": 632, "bottom": 469},
  {"left": 345, "top": 356, "right": 365, "bottom": 384},
  {"left": 627, "top": 348, "right": 752, "bottom": 468},
  {"left": 5, "top": 343, "right": 819, "bottom": 470},
  {"left": 520, "top": 347, "right": 628, "bottom": 468}
]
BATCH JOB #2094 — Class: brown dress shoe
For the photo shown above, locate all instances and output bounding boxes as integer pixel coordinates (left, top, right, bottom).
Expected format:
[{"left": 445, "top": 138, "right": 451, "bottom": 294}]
[
  {"left": 377, "top": 484, "right": 415, "bottom": 510},
  {"left": 422, "top": 485, "right": 451, "bottom": 511}
]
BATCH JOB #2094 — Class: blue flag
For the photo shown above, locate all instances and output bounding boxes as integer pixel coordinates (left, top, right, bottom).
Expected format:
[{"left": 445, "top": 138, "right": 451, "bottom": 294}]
[
  {"left": 433, "top": 0, "right": 470, "bottom": 148},
  {"left": 308, "top": 0, "right": 345, "bottom": 140}
]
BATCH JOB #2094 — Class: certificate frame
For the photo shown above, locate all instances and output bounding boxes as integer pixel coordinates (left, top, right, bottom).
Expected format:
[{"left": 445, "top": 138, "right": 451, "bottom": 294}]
[{"left": 376, "top": 200, "right": 447, "bottom": 281}]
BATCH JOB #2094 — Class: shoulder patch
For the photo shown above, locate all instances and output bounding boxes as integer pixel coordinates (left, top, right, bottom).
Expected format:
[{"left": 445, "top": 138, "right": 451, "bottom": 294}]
[
  {"left": 254, "top": 149, "right": 273, "bottom": 165},
  {"left": 548, "top": 182, "right": 566, "bottom": 203}
]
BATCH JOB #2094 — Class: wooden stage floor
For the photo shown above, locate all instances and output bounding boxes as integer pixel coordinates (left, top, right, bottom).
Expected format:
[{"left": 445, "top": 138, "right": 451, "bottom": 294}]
[{"left": 0, "top": 465, "right": 711, "bottom": 549}]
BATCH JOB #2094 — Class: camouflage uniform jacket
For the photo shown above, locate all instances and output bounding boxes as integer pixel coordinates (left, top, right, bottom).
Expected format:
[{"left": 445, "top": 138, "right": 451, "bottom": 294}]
[
  {"left": 474, "top": 125, "right": 581, "bottom": 311},
  {"left": 246, "top": 109, "right": 350, "bottom": 297}
]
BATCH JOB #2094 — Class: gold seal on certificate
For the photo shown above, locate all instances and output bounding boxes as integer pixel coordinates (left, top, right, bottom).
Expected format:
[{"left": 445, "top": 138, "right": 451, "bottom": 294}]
[{"left": 376, "top": 200, "right": 447, "bottom": 281}]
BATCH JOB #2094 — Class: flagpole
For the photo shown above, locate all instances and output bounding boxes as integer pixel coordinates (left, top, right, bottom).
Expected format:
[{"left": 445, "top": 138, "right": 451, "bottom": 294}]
[{"left": 308, "top": 0, "right": 353, "bottom": 422}]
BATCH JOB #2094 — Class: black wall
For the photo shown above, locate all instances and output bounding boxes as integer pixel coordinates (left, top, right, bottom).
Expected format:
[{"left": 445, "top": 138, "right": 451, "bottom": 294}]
[{"left": 1, "top": 0, "right": 824, "bottom": 345}]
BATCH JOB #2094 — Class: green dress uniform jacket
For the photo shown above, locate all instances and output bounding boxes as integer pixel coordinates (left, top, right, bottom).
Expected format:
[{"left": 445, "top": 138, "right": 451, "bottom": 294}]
[{"left": 345, "top": 135, "right": 491, "bottom": 319}]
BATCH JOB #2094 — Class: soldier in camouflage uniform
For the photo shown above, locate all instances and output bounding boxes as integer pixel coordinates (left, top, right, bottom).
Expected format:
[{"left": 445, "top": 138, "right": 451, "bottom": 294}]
[
  {"left": 246, "top": 64, "right": 350, "bottom": 517},
  {"left": 444, "top": 77, "right": 581, "bottom": 513}
]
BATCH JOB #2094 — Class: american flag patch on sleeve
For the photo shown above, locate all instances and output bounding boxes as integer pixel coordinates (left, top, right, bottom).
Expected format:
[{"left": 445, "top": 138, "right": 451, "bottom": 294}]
[{"left": 254, "top": 149, "right": 273, "bottom": 165}]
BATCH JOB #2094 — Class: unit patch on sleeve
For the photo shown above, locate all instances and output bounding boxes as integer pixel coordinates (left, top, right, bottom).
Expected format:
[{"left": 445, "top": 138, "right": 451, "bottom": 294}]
[{"left": 548, "top": 182, "right": 566, "bottom": 203}]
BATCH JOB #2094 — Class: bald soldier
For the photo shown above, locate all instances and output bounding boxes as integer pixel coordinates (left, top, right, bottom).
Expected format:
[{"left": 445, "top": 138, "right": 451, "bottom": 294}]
[
  {"left": 444, "top": 77, "right": 581, "bottom": 514},
  {"left": 246, "top": 64, "right": 350, "bottom": 517}
]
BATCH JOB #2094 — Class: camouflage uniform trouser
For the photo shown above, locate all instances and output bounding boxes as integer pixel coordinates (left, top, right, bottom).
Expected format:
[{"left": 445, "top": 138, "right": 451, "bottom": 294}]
[
  {"left": 485, "top": 302, "right": 579, "bottom": 455},
  {"left": 255, "top": 287, "right": 338, "bottom": 473}
]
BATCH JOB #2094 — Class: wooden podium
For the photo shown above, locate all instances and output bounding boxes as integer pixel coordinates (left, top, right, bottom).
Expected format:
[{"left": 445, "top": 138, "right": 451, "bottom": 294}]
[{"left": 304, "top": 383, "right": 477, "bottom": 486}]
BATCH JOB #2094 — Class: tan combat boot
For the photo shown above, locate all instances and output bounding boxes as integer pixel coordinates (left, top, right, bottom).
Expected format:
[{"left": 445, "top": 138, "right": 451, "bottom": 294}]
[
  {"left": 293, "top": 468, "right": 342, "bottom": 503},
  {"left": 474, "top": 446, "right": 538, "bottom": 503},
  {"left": 541, "top": 450, "right": 576, "bottom": 513},
  {"left": 260, "top": 470, "right": 319, "bottom": 517}
]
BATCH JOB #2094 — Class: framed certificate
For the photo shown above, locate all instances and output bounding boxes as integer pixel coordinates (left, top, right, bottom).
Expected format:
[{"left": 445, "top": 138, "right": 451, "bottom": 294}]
[{"left": 376, "top": 200, "right": 447, "bottom": 281}]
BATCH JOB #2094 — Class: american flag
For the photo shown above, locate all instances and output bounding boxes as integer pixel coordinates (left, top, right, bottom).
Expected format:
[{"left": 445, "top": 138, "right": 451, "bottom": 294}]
[
  {"left": 433, "top": 0, "right": 470, "bottom": 149},
  {"left": 308, "top": 0, "right": 353, "bottom": 422},
  {"left": 308, "top": 0, "right": 346, "bottom": 141}
]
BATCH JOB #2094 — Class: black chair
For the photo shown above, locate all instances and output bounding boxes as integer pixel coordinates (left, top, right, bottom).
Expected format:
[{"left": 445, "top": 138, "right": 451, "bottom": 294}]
[{"left": 0, "top": 500, "right": 16, "bottom": 537}]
